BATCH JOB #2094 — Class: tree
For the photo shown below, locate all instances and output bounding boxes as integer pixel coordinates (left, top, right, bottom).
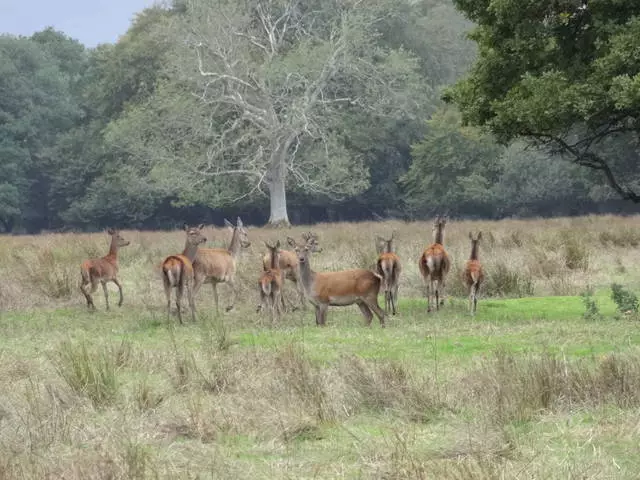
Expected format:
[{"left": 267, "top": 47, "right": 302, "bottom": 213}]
[
  {"left": 445, "top": 0, "right": 640, "bottom": 202},
  {"left": 108, "top": 0, "right": 426, "bottom": 226},
  {"left": 401, "top": 107, "right": 504, "bottom": 217}
]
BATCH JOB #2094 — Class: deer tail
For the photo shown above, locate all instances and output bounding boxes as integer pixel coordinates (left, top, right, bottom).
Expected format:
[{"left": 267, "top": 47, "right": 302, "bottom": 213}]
[
  {"left": 377, "top": 258, "right": 393, "bottom": 292},
  {"left": 163, "top": 256, "right": 186, "bottom": 287}
]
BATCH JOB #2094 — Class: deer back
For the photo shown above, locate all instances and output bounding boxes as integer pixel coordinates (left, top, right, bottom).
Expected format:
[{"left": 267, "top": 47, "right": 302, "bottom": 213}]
[
  {"left": 312, "top": 268, "right": 382, "bottom": 302},
  {"left": 194, "top": 247, "right": 236, "bottom": 281},
  {"left": 419, "top": 244, "right": 450, "bottom": 279},
  {"left": 81, "top": 257, "right": 118, "bottom": 281},
  {"left": 162, "top": 254, "right": 195, "bottom": 287}
]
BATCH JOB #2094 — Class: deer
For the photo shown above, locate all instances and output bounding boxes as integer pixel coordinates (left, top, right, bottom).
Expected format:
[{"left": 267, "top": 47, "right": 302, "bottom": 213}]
[
  {"left": 261, "top": 232, "right": 321, "bottom": 312},
  {"left": 257, "top": 240, "right": 284, "bottom": 321},
  {"left": 462, "top": 232, "right": 484, "bottom": 315},
  {"left": 80, "top": 228, "right": 130, "bottom": 311},
  {"left": 418, "top": 215, "right": 451, "bottom": 312},
  {"left": 192, "top": 217, "right": 250, "bottom": 314},
  {"left": 375, "top": 232, "right": 402, "bottom": 316},
  {"left": 287, "top": 234, "right": 386, "bottom": 328},
  {"left": 161, "top": 224, "right": 207, "bottom": 324}
]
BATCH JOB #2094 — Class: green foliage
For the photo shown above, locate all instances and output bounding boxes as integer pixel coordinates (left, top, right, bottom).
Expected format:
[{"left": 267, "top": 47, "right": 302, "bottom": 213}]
[
  {"left": 402, "top": 107, "right": 504, "bottom": 216},
  {"left": 446, "top": 0, "right": 640, "bottom": 201},
  {"left": 611, "top": 283, "right": 639, "bottom": 315},
  {"left": 581, "top": 288, "right": 602, "bottom": 321}
]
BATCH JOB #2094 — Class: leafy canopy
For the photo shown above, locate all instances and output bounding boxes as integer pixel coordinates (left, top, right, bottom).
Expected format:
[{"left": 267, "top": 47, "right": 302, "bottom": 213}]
[{"left": 446, "top": 0, "right": 640, "bottom": 201}]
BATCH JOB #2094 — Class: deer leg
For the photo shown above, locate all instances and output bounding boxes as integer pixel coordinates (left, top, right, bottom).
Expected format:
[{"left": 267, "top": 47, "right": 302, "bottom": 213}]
[
  {"left": 187, "top": 282, "right": 196, "bottom": 323},
  {"left": 101, "top": 281, "right": 110, "bottom": 310},
  {"left": 163, "top": 277, "right": 172, "bottom": 320},
  {"left": 207, "top": 282, "right": 219, "bottom": 314},
  {"left": 225, "top": 279, "right": 236, "bottom": 312},
  {"left": 363, "top": 295, "right": 386, "bottom": 328},
  {"left": 425, "top": 278, "right": 432, "bottom": 313},
  {"left": 318, "top": 303, "right": 329, "bottom": 326},
  {"left": 357, "top": 301, "right": 374, "bottom": 326},
  {"left": 80, "top": 281, "right": 95, "bottom": 310},
  {"left": 434, "top": 280, "right": 440, "bottom": 312},
  {"left": 471, "top": 283, "right": 478, "bottom": 315},
  {"left": 314, "top": 305, "right": 322, "bottom": 326},
  {"left": 440, "top": 278, "right": 447, "bottom": 307},
  {"left": 296, "top": 279, "right": 307, "bottom": 311},
  {"left": 175, "top": 283, "right": 184, "bottom": 325},
  {"left": 112, "top": 278, "right": 124, "bottom": 307},
  {"left": 392, "top": 282, "right": 399, "bottom": 316}
]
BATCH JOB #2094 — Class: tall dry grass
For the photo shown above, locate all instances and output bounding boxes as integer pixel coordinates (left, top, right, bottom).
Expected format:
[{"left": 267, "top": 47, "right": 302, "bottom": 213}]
[{"left": 1, "top": 215, "right": 639, "bottom": 311}]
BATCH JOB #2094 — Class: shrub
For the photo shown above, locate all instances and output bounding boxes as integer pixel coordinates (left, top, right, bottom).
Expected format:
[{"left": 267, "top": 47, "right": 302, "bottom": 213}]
[
  {"left": 581, "top": 288, "right": 602, "bottom": 321},
  {"left": 611, "top": 283, "right": 639, "bottom": 315}
]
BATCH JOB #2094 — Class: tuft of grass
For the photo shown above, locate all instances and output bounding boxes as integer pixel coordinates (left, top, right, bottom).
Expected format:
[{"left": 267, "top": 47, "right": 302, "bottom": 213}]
[
  {"left": 562, "top": 231, "right": 589, "bottom": 270},
  {"left": 52, "top": 340, "right": 119, "bottom": 407},
  {"left": 599, "top": 228, "right": 640, "bottom": 247},
  {"left": 14, "top": 247, "right": 74, "bottom": 299},
  {"left": 486, "top": 261, "right": 534, "bottom": 298}
]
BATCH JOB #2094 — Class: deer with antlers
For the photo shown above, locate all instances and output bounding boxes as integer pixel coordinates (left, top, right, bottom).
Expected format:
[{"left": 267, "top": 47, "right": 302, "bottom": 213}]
[
  {"left": 161, "top": 224, "right": 207, "bottom": 324},
  {"left": 375, "top": 232, "right": 402, "bottom": 316},
  {"left": 462, "top": 232, "right": 484, "bottom": 315},
  {"left": 261, "top": 232, "right": 321, "bottom": 312},
  {"left": 192, "top": 217, "right": 250, "bottom": 314},
  {"left": 80, "top": 228, "right": 130, "bottom": 311},
  {"left": 418, "top": 215, "right": 451, "bottom": 312},
  {"left": 257, "top": 240, "right": 284, "bottom": 321},
  {"left": 287, "top": 234, "right": 386, "bottom": 328}
]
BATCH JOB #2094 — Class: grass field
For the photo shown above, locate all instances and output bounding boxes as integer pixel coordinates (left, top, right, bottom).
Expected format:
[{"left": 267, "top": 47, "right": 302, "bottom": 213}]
[{"left": 1, "top": 215, "right": 640, "bottom": 478}]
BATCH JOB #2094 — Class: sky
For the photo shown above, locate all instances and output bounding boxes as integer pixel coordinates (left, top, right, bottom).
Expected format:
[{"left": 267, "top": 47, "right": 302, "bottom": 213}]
[{"left": 0, "top": 0, "right": 158, "bottom": 47}]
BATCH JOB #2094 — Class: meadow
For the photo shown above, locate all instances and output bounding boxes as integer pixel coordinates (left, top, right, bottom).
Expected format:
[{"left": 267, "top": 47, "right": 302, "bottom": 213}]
[{"left": 1, "top": 215, "right": 640, "bottom": 479}]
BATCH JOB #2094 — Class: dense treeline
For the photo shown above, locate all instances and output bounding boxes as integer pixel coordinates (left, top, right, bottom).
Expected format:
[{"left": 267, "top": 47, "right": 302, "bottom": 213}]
[{"left": 1, "top": 0, "right": 639, "bottom": 233}]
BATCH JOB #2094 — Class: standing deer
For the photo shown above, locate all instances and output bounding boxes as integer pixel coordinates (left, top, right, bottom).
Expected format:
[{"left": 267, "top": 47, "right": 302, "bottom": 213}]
[
  {"left": 261, "top": 232, "right": 321, "bottom": 311},
  {"left": 287, "top": 234, "right": 386, "bottom": 328},
  {"left": 80, "top": 228, "right": 130, "bottom": 311},
  {"left": 257, "top": 240, "right": 284, "bottom": 321},
  {"left": 375, "top": 232, "right": 402, "bottom": 315},
  {"left": 462, "top": 232, "right": 484, "bottom": 315},
  {"left": 418, "top": 215, "right": 451, "bottom": 312},
  {"left": 192, "top": 217, "right": 250, "bottom": 313},
  {"left": 162, "top": 224, "right": 207, "bottom": 324}
]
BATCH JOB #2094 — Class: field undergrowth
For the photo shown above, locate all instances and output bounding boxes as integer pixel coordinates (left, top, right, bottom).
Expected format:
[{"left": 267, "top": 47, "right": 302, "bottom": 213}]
[{"left": 0, "top": 215, "right": 640, "bottom": 478}]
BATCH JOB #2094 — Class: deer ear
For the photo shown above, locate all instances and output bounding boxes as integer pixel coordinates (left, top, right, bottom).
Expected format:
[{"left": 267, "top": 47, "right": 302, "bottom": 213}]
[
  {"left": 275, "top": 240, "right": 281, "bottom": 248},
  {"left": 477, "top": 232, "right": 483, "bottom": 240},
  {"left": 198, "top": 224, "right": 205, "bottom": 230},
  {"left": 287, "top": 236, "right": 297, "bottom": 248},
  {"left": 236, "top": 217, "right": 243, "bottom": 227},
  {"left": 224, "top": 218, "right": 233, "bottom": 229},
  {"left": 469, "top": 231, "right": 473, "bottom": 240},
  {"left": 107, "top": 228, "right": 115, "bottom": 235},
  {"left": 183, "top": 223, "right": 189, "bottom": 231}
]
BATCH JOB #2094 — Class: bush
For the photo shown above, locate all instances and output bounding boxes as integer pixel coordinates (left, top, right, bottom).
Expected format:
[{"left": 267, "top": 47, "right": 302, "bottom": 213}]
[
  {"left": 611, "top": 283, "right": 639, "bottom": 315},
  {"left": 486, "top": 262, "right": 534, "bottom": 298},
  {"left": 581, "top": 288, "right": 602, "bottom": 321}
]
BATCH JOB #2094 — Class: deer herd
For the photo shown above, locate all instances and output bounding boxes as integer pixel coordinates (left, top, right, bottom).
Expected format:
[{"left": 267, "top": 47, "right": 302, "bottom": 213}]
[{"left": 79, "top": 215, "right": 485, "bottom": 326}]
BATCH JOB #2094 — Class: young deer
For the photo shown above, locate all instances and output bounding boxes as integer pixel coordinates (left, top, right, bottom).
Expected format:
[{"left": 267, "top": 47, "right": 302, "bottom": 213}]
[
  {"left": 261, "top": 232, "right": 321, "bottom": 312},
  {"left": 375, "top": 232, "right": 402, "bottom": 316},
  {"left": 418, "top": 215, "right": 451, "bottom": 312},
  {"left": 80, "top": 228, "right": 130, "bottom": 310},
  {"left": 462, "top": 232, "right": 484, "bottom": 315},
  {"left": 257, "top": 240, "right": 284, "bottom": 321},
  {"left": 162, "top": 224, "right": 207, "bottom": 324},
  {"left": 192, "top": 217, "right": 250, "bottom": 313},
  {"left": 287, "top": 234, "right": 386, "bottom": 328}
]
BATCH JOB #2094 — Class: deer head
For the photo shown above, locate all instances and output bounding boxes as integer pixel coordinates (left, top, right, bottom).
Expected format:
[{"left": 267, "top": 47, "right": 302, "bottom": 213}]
[
  {"left": 107, "top": 228, "right": 130, "bottom": 247},
  {"left": 224, "top": 217, "right": 251, "bottom": 248},
  {"left": 184, "top": 223, "right": 207, "bottom": 247}
]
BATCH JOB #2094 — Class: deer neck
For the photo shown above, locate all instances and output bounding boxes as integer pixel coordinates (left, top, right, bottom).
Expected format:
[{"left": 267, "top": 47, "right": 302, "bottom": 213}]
[
  {"left": 298, "top": 257, "right": 316, "bottom": 294},
  {"left": 384, "top": 241, "right": 393, "bottom": 254},
  {"left": 105, "top": 237, "right": 119, "bottom": 264},
  {"left": 228, "top": 229, "right": 242, "bottom": 259},
  {"left": 270, "top": 252, "right": 279, "bottom": 270},
  {"left": 470, "top": 242, "right": 479, "bottom": 261},
  {"left": 182, "top": 242, "right": 200, "bottom": 262},
  {"left": 434, "top": 226, "right": 444, "bottom": 245}
]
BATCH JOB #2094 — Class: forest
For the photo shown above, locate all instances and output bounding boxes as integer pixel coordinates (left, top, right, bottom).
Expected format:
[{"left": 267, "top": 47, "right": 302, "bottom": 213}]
[{"left": 1, "top": 0, "right": 639, "bottom": 233}]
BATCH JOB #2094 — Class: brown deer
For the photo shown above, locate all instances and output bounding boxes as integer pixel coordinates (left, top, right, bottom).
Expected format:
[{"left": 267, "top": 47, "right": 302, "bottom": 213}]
[
  {"left": 418, "top": 215, "right": 451, "bottom": 312},
  {"left": 161, "top": 224, "right": 207, "bottom": 324},
  {"left": 261, "top": 232, "right": 321, "bottom": 312},
  {"left": 462, "top": 232, "right": 484, "bottom": 315},
  {"left": 257, "top": 240, "right": 284, "bottom": 321},
  {"left": 80, "top": 228, "right": 130, "bottom": 311},
  {"left": 287, "top": 234, "right": 386, "bottom": 328},
  {"left": 375, "top": 232, "right": 401, "bottom": 315},
  {"left": 192, "top": 217, "right": 250, "bottom": 313}
]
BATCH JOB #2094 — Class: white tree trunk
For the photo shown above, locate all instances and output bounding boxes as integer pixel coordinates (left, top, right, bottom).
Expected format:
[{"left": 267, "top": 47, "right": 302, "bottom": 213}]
[{"left": 267, "top": 150, "right": 290, "bottom": 226}]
